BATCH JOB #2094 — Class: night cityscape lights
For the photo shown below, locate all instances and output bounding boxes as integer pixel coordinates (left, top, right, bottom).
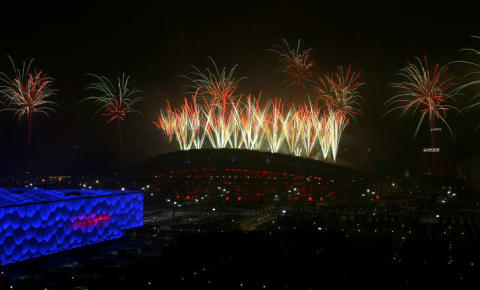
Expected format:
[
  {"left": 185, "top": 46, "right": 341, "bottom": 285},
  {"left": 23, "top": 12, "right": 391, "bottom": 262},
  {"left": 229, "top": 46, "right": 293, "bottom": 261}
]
[{"left": 1, "top": 2, "right": 480, "bottom": 289}]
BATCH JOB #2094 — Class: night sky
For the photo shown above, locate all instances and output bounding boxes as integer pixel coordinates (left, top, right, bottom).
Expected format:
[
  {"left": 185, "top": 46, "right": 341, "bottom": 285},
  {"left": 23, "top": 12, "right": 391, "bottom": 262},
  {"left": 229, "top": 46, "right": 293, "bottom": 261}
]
[{"left": 1, "top": 1, "right": 480, "bottom": 176}]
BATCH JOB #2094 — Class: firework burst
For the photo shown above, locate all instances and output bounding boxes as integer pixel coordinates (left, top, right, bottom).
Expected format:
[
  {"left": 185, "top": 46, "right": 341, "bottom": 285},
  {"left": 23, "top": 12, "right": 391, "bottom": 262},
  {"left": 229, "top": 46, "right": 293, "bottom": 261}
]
[
  {"left": 269, "top": 39, "right": 315, "bottom": 89},
  {"left": 313, "top": 65, "right": 364, "bottom": 160},
  {"left": 239, "top": 95, "right": 268, "bottom": 151},
  {"left": 327, "top": 109, "right": 347, "bottom": 161},
  {"left": 155, "top": 59, "right": 364, "bottom": 163},
  {"left": 264, "top": 98, "right": 286, "bottom": 153},
  {"left": 203, "top": 96, "right": 236, "bottom": 149},
  {"left": 453, "top": 36, "right": 480, "bottom": 131},
  {"left": 154, "top": 91, "right": 208, "bottom": 150},
  {"left": 385, "top": 56, "right": 459, "bottom": 145},
  {"left": 297, "top": 102, "right": 321, "bottom": 157},
  {"left": 280, "top": 107, "right": 300, "bottom": 156},
  {"left": 186, "top": 57, "right": 246, "bottom": 102},
  {"left": 228, "top": 97, "right": 244, "bottom": 149},
  {"left": 314, "top": 65, "right": 364, "bottom": 122},
  {"left": 0, "top": 56, "right": 57, "bottom": 169},
  {"left": 84, "top": 73, "right": 142, "bottom": 151},
  {"left": 185, "top": 58, "right": 247, "bottom": 148},
  {"left": 153, "top": 100, "right": 176, "bottom": 143},
  {"left": 317, "top": 111, "right": 333, "bottom": 159},
  {"left": 187, "top": 95, "right": 208, "bottom": 149},
  {"left": 154, "top": 95, "right": 359, "bottom": 162}
]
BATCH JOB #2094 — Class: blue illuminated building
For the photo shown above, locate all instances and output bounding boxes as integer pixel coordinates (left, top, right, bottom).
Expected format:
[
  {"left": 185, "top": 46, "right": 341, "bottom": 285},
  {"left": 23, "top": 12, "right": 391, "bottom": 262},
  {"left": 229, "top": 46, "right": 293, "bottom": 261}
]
[{"left": 0, "top": 187, "right": 143, "bottom": 265}]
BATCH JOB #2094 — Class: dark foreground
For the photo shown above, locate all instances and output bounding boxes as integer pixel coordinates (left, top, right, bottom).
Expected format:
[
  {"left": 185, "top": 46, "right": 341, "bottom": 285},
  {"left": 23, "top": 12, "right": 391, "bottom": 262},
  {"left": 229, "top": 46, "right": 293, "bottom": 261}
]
[{"left": 1, "top": 208, "right": 480, "bottom": 290}]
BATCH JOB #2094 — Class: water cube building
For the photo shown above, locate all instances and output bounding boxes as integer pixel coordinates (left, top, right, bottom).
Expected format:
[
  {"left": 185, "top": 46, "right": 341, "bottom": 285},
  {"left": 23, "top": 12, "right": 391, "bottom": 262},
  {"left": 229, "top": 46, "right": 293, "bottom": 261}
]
[{"left": 0, "top": 187, "right": 143, "bottom": 265}]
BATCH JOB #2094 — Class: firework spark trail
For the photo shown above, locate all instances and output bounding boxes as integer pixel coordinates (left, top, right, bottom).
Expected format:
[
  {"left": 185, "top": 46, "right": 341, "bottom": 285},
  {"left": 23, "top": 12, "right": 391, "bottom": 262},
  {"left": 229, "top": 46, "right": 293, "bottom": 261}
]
[
  {"left": 239, "top": 95, "right": 268, "bottom": 150},
  {"left": 84, "top": 73, "right": 142, "bottom": 152},
  {"left": 228, "top": 97, "right": 244, "bottom": 149},
  {"left": 282, "top": 107, "right": 303, "bottom": 156},
  {"left": 317, "top": 111, "right": 332, "bottom": 159},
  {"left": 313, "top": 65, "right": 364, "bottom": 160},
  {"left": 187, "top": 95, "right": 207, "bottom": 149},
  {"left": 297, "top": 103, "right": 321, "bottom": 157},
  {"left": 314, "top": 65, "right": 364, "bottom": 122},
  {"left": 154, "top": 101, "right": 176, "bottom": 143},
  {"left": 0, "top": 56, "right": 58, "bottom": 169},
  {"left": 155, "top": 102, "right": 185, "bottom": 149},
  {"left": 186, "top": 58, "right": 247, "bottom": 149},
  {"left": 269, "top": 39, "right": 315, "bottom": 89},
  {"left": 452, "top": 36, "right": 480, "bottom": 93},
  {"left": 384, "top": 56, "right": 459, "bottom": 145},
  {"left": 154, "top": 92, "right": 207, "bottom": 150},
  {"left": 175, "top": 100, "right": 198, "bottom": 150},
  {"left": 330, "top": 109, "right": 348, "bottom": 161},
  {"left": 186, "top": 57, "right": 246, "bottom": 102},
  {"left": 204, "top": 97, "right": 235, "bottom": 149},
  {"left": 452, "top": 36, "right": 480, "bottom": 131},
  {"left": 264, "top": 98, "right": 286, "bottom": 153},
  {"left": 179, "top": 90, "right": 207, "bottom": 150}
]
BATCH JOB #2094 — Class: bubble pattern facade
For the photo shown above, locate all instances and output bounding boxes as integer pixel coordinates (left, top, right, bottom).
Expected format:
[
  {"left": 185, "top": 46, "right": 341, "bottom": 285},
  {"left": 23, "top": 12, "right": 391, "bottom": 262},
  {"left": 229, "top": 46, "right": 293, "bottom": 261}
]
[{"left": 0, "top": 188, "right": 143, "bottom": 265}]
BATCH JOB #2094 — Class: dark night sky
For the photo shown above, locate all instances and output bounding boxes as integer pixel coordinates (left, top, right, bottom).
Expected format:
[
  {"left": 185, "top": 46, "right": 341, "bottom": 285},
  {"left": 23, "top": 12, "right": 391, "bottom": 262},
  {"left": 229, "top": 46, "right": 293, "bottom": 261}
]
[{"left": 1, "top": 1, "right": 480, "bottom": 175}]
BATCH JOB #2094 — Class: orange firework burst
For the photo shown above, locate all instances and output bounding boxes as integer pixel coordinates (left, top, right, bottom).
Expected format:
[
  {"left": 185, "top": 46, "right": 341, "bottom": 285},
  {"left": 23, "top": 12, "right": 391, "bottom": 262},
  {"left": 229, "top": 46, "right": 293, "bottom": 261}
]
[
  {"left": 155, "top": 58, "right": 365, "bottom": 163},
  {"left": 154, "top": 96, "right": 350, "bottom": 161},
  {"left": 185, "top": 57, "right": 246, "bottom": 102},
  {"left": 314, "top": 65, "right": 364, "bottom": 122}
]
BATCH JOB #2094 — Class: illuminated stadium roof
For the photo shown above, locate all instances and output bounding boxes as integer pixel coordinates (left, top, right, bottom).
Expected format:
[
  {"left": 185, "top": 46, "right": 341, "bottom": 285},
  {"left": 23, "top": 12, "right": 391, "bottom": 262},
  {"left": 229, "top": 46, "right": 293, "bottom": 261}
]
[{"left": 139, "top": 148, "right": 363, "bottom": 178}]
